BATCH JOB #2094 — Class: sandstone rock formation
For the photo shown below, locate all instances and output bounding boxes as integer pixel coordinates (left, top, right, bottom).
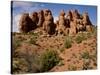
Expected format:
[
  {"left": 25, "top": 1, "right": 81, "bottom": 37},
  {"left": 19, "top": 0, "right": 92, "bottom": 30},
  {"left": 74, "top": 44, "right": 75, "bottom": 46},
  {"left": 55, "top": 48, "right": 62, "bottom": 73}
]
[
  {"left": 56, "top": 10, "right": 67, "bottom": 35},
  {"left": 82, "top": 12, "right": 92, "bottom": 26},
  {"left": 30, "top": 12, "right": 38, "bottom": 29},
  {"left": 86, "top": 25, "right": 93, "bottom": 32},
  {"left": 71, "top": 9, "right": 80, "bottom": 20},
  {"left": 69, "top": 20, "right": 77, "bottom": 35},
  {"left": 19, "top": 13, "right": 33, "bottom": 33},
  {"left": 65, "top": 10, "right": 73, "bottom": 21},
  {"left": 37, "top": 10, "right": 44, "bottom": 27},
  {"left": 18, "top": 9, "right": 93, "bottom": 35},
  {"left": 43, "top": 9, "right": 55, "bottom": 35}
]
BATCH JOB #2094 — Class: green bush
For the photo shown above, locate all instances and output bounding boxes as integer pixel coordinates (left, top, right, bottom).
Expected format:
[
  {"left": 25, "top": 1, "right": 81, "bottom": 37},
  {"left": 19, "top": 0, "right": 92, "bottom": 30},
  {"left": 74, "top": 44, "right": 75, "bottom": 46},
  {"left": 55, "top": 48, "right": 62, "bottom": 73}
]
[
  {"left": 39, "top": 49, "right": 60, "bottom": 72},
  {"left": 59, "top": 47, "right": 65, "bottom": 52},
  {"left": 12, "top": 58, "right": 28, "bottom": 74},
  {"left": 81, "top": 51, "right": 90, "bottom": 59},
  {"left": 27, "top": 32, "right": 39, "bottom": 36},
  {"left": 92, "top": 26, "right": 97, "bottom": 37},
  {"left": 75, "top": 35, "right": 83, "bottom": 43},
  {"left": 64, "top": 36, "right": 72, "bottom": 48},
  {"left": 13, "top": 48, "right": 60, "bottom": 73},
  {"left": 58, "top": 61, "right": 64, "bottom": 66},
  {"left": 28, "top": 32, "right": 39, "bottom": 45},
  {"left": 75, "top": 33, "right": 86, "bottom": 44},
  {"left": 29, "top": 36, "right": 37, "bottom": 44},
  {"left": 68, "top": 65, "right": 77, "bottom": 71},
  {"left": 86, "top": 32, "right": 92, "bottom": 38},
  {"left": 12, "top": 36, "right": 22, "bottom": 50}
]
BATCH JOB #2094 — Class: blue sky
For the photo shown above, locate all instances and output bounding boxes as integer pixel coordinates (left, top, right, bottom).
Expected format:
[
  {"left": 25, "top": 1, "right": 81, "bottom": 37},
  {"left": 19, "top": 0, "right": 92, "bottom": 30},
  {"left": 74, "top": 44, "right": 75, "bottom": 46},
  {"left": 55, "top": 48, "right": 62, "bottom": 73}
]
[{"left": 11, "top": 1, "right": 97, "bottom": 32}]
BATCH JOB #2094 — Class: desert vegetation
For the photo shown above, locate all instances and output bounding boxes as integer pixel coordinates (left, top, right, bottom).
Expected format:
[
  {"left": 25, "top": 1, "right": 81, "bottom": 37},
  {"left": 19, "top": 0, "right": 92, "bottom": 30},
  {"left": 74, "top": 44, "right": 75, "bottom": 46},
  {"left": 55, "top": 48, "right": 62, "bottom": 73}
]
[{"left": 64, "top": 36, "right": 72, "bottom": 48}]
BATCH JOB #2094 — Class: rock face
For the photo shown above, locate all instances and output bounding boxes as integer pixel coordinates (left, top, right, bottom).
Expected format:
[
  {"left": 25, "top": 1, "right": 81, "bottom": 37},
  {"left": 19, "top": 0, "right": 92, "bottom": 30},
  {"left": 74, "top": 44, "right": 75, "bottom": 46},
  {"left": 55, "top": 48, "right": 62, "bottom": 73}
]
[
  {"left": 19, "top": 13, "right": 33, "bottom": 33},
  {"left": 66, "top": 10, "right": 73, "bottom": 21},
  {"left": 82, "top": 12, "right": 92, "bottom": 26},
  {"left": 57, "top": 10, "right": 66, "bottom": 35},
  {"left": 18, "top": 9, "right": 93, "bottom": 35},
  {"left": 69, "top": 20, "right": 77, "bottom": 35},
  {"left": 37, "top": 10, "right": 44, "bottom": 27},
  {"left": 72, "top": 9, "right": 80, "bottom": 20},
  {"left": 43, "top": 9, "right": 55, "bottom": 35},
  {"left": 30, "top": 12, "right": 38, "bottom": 30}
]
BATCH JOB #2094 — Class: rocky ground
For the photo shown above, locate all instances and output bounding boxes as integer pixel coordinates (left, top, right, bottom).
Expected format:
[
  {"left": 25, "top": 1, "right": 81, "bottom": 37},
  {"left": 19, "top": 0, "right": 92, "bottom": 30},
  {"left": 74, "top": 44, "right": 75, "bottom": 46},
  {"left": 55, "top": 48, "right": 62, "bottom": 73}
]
[{"left": 12, "top": 27, "right": 97, "bottom": 74}]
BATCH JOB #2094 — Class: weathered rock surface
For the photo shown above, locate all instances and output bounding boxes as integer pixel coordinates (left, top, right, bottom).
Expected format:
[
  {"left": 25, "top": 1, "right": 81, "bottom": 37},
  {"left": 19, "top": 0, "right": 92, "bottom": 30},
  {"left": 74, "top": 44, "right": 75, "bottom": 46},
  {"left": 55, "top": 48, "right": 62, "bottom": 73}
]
[
  {"left": 57, "top": 10, "right": 66, "bottom": 35},
  {"left": 19, "top": 13, "right": 33, "bottom": 33},
  {"left": 19, "top": 9, "right": 93, "bottom": 35},
  {"left": 43, "top": 9, "right": 56, "bottom": 35},
  {"left": 37, "top": 10, "right": 44, "bottom": 27}
]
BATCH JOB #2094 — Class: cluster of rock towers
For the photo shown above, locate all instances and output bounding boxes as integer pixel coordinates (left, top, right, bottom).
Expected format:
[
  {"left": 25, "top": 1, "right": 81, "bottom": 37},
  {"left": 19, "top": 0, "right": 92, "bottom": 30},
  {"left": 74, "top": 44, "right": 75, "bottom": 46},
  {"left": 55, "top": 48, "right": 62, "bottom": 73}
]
[{"left": 19, "top": 9, "right": 93, "bottom": 35}]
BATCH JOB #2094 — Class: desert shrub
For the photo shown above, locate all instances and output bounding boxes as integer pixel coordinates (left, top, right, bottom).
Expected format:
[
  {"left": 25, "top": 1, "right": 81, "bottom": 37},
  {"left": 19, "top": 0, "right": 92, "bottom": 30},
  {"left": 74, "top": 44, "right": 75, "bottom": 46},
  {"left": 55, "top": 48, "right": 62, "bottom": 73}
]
[
  {"left": 12, "top": 39, "right": 20, "bottom": 50},
  {"left": 92, "top": 26, "right": 97, "bottom": 35},
  {"left": 59, "top": 47, "right": 65, "bottom": 52},
  {"left": 27, "top": 31, "right": 39, "bottom": 36},
  {"left": 12, "top": 36, "right": 27, "bottom": 57},
  {"left": 29, "top": 37, "right": 37, "bottom": 44},
  {"left": 75, "top": 36, "right": 83, "bottom": 44},
  {"left": 86, "top": 26, "right": 97, "bottom": 38},
  {"left": 64, "top": 36, "right": 72, "bottom": 49},
  {"left": 68, "top": 65, "right": 77, "bottom": 71},
  {"left": 28, "top": 32, "right": 39, "bottom": 45},
  {"left": 75, "top": 33, "right": 86, "bottom": 44},
  {"left": 12, "top": 58, "right": 28, "bottom": 74},
  {"left": 13, "top": 49, "right": 60, "bottom": 73},
  {"left": 39, "top": 49, "right": 60, "bottom": 72},
  {"left": 13, "top": 58, "right": 40, "bottom": 73},
  {"left": 90, "top": 51, "right": 97, "bottom": 61},
  {"left": 82, "top": 59, "right": 92, "bottom": 70},
  {"left": 28, "top": 33, "right": 39, "bottom": 45},
  {"left": 57, "top": 61, "right": 64, "bottom": 66},
  {"left": 80, "top": 50, "right": 97, "bottom": 69},
  {"left": 81, "top": 51, "right": 90, "bottom": 59},
  {"left": 86, "top": 32, "right": 92, "bottom": 38},
  {"left": 90, "top": 51, "right": 97, "bottom": 67},
  {"left": 12, "top": 36, "right": 22, "bottom": 50}
]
